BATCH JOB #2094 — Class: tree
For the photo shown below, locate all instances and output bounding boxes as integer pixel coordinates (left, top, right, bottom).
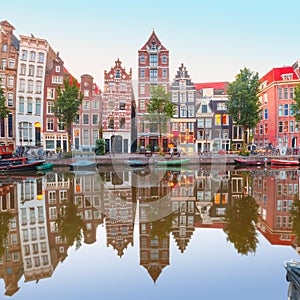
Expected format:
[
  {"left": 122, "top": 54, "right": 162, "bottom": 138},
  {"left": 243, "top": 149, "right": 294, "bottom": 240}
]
[
  {"left": 95, "top": 138, "right": 106, "bottom": 155},
  {"left": 55, "top": 200, "right": 86, "bottom": 250},
  {"left": 0, "top": 212, "right": 13, "bottom": 257},
  {"left": 54, "top": 78, "right": 83, "bottom": 151},
  {"left": 0, "top": 86, "right": 10, "bottom": 119},
  {"left": 291, "top": 83, "right": 300, "bottom": 124},
  {"left": 145, "top": 85, "right": 176, "bottom": 149},
  {"left": 223, "top": 195, "right": 259, "bottom": 255},
  {"left": 227, "top": 68, "right": 261, "bottom": 148}
]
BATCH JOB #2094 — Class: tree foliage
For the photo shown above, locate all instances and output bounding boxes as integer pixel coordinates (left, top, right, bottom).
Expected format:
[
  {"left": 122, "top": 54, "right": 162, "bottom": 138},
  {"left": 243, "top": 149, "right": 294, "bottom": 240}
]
[
  {"left": 0, "top": 86, "right": 10, "bottom": 119},
  {"left": 54, "top": 78, "right": 83, "bottom": 151},
  {"left": 0, "top": 212, "right": 13, "bottom": 257},
  {"left": 227, "top": 68, "right": 261, "bottom": 146},
  {"left": 95, "top": 138, "right": 106, "bottom": 155},
  {"left": 290, "top": 196, "right": 300, "bottom": 242},
  {"left": 223, "top": 195, "right": 259, "bottom": 255},
  {"left": 145, "top": 85, "right": 176, "bottom": 147},
  {"left": 55, "top": 200, "right": 86, "bottom": 250},
  {"left": 291, "top": 83, "right": 300, "bottom": 123}
]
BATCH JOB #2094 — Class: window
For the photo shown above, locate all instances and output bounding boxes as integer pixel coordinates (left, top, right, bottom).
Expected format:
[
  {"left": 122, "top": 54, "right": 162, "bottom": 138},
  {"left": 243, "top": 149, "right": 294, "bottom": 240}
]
[
  {"left": 108, "top": 100, "right": 115, "bottom": 110},
  {"left": 172, "top": 92, "right": 178, "bottom": 102},
  {"left": 92, "top": 100, "right": 98, "bottom": 109},
  {"left": 7, "top": 93, "right": 13, "bottom": 106},
  {"left": 47, "top": 118, "right": 54, "bottom": 131},
  {"left": 279, "top": 121, "right": 283, "bottom": 133},
  {"left": 58, "top": 120, "right": 64, "bottom": 131},
  {"left": 36, "top": 81, "right": 42, "bottom": 93},
  {"left": 284, "top": 104, "right": 289, "bottom": 116},
  {"left": 264, "top": 123, "right": 268, "bottom": 134},
  {"left": 284, "top": 88, "right": 288, "bottom": 99},
  {"left": 180, "top": 106, "right": 187, "bottom": 117},
  {"left": 19, "top": 79, "right": 25, "bottom": 92},
  {"left": 28, "top": 65, "right": 34, "bottom": 76},
  {"left": 83, "top": 130, "right": 89, "bottom": 145},
  {"left": 74, "top": 114, "right": 80, "bottom": 125},
  {"left": 162, "top": 55, "right": 167, "bottom": 64},
  {"left": 150, "top": 69, "right": 158, "bottom": 81},
  {"left": 202, "top": 105, "right": 207, "bottom": 113},
  {"left": 38, "top": 53, "right": 45, "bottom": 63},
  {"left": 140, "top": 68, "right": 145, "bottom": 78},
  {"left": 83, "top": 114, "right": 89, "bottom": 125},
  {"left": 1, "top": 59, "right": 6, "bottom": 70},
  {"left": 197, "top": 118, "right": 204, "bottom": 128},
  {"left": 188, "top": 106, "right": 194, "bottom": 117},
  {"left": 8, "top": 59, "right": 15, "bottom": 69},
  {"left": 162, "top": 68, "right": 167, "bottom": 79},
  {"left": 140, "top": 99, "right": 145, "bottom": 110},
  {"left": 279, "top": 105, "right": 283, "bottom": 116},
  {"left": 27, "top": 98, "right": 33, "bottom": 114},
  {"left": 290, "top": 121, "right": 295, "bottom": 133},
  {"left": 140, "top": 84, "right": 145, "bottom": 95},
  {"left": 19, "top": 122, "right": 32, "bottom": 142},
  {"left": 83, "top": 101, "right": 90, "bottom": 109},
  {"left": 140, "top": 55, "right": 145, "bottom": 64},
  {"left": 21, "top": 50, "right": 28, "bottom": 60},
  {"left": 29, "top": 52, "right": 36, "bottom": 62},
  {"left": 34, "top": 98, "right": 40, "bottom": 115},
  {"left": 84, "top": 90, "right": 89, "bottom": 97},
  {"left": 19, "top": 97, "right": 24, "bottom": 113},
  {"left": 2, "top": 44, "right": 7, "bottom": 52},
  {"left": 222, "top": 114, "right": 229, "bottom": 125},
  {"left": 205, "top": 118, "right": 212, "bottom": 128},
  {"left": 47, "top": 101, "right": 54, "bottom": 114},
  {"left": 20, "top": 64, "right": 26, "bottom": 75},
  {"left": 108, "top": 118, "right": 114, "bottom": 129},
  {"left": 52, "top": 76, "right": 63, "bottom": 84},
  {"left": 149, "top": 54, "right": 158, "bottom": 66},
  {"left": 119, "top": 101, "right": 126, "bottom": 110},
  {"left": 37, "top": 66, "right": 43, "bottom": 77},
  {"left": 47, "top": 88, "right": 55, "bottom": 99},
  {"left": 56, "top": 66, "right": 60, "bottom": 72},
  {"left": 264, "top": 109, "right": 268, "bottom": 119},
  {"left": 92, "top": 114, "right": 98, "bottom": 125},
  {"left": 119, "top": 117, "right": 125, "bottom": 129},
  {"left": 115, "top": 69, "right": 120, "bottom": 78},
  {"left": 27, "top": 80, "right": 33, "bottom": 93},
  {"left": 215, "top": 114, "right": 221, "bottom": 125},
  {"left": 92, "top": 130, "right": 98, "bottom": 145},
  {"left": 278, "top": 87, "right": 282, "bottom": 99}
]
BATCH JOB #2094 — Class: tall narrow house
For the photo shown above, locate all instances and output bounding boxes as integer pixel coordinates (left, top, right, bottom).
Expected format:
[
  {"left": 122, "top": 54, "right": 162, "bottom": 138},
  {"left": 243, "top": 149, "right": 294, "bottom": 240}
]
[
  {"left": 170, "top": 63, "right": 196, "bottom": 153},
  {"left": 137, "top": 30, "right": 169, "bottom": 152},
  {"left": 102, "top": 59, "right": 133, "bottom": 153},
  {"left": 16, "top": 35, "right": 56, "bottom": 149},
  {"left": 0, "top": 20, "right": 19, "bottom": 148}
]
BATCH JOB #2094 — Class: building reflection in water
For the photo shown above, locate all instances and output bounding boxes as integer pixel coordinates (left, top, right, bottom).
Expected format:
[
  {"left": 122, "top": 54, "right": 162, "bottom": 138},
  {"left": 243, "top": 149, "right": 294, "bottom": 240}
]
[{"left": 0, "top": 167, "right": 299, "bottom": 295}]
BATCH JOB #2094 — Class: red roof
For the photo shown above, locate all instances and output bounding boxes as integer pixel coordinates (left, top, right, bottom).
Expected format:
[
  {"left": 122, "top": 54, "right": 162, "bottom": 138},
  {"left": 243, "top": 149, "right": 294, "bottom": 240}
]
[
  {"left": 194, "top": 82, "right": 229, "bottom": 91},
  {"left": 260, "top": 66, "right": 299, "bottom": 84}
]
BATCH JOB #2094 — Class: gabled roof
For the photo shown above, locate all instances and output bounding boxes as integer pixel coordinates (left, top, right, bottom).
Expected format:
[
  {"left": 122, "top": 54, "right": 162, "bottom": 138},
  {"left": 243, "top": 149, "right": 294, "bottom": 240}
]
[
  {"left": 139, "top": 30, "right": 167, "bottom": 51},
  {"left": 194, "top": 82, "right": 229, "bottom": 91},
  {"left": 260, "top": 66, "right": 299, "bottom": 85},
  {"left": 0, "top": 20, "right": 15, "bottom": 30}
]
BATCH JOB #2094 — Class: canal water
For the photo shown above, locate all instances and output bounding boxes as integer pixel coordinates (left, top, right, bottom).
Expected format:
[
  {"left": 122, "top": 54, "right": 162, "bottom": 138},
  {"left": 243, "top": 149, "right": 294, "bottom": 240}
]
[{"left": 0, "top": 165, "right": 298, "bottom": 300}]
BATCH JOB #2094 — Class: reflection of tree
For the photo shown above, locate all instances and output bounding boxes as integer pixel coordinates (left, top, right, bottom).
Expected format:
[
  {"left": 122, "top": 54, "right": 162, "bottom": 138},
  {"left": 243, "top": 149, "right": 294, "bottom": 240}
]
[
  {"left": 223, "top": 195, "right": 259, "bottom": 255},
  {"left": 290, "top": 196, "right": 300, "bottom": 241},
  {"left": 150, "top": 213, "right": 175, "bottom": 239},
  {"left": 55, "top": 201, "right": 86, "bottom": 250},
  {"left": 0, "top": 212, "right": 13, "bottom": 256}
]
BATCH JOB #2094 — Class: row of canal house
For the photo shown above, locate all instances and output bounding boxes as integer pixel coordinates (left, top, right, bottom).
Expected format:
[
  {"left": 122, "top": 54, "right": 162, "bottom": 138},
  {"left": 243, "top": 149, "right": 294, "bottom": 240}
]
[{"left": 2, "top": 19, "right": 300, "bottom": 153}]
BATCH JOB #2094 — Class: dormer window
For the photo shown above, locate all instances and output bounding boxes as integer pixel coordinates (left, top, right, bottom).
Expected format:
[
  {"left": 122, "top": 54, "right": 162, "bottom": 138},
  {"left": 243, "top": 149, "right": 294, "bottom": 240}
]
[
  {"left": 281, "top": 74, "right": 293, "bottom": 81},
  {"left": 116, "top": 70, "right": 121, "bottom": 79},
  {"left": 56, "top": 66, "right": 60, "bottom": 73}
]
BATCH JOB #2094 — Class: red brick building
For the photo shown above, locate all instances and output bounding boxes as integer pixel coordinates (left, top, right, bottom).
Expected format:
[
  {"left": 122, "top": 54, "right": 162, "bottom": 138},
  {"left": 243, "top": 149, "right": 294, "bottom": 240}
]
[
  {"left": 137, "top": 30, "right": 170, "bottom": 152},
  {"left": 254, "top": 66, "right": 300, "bottom": 152}
]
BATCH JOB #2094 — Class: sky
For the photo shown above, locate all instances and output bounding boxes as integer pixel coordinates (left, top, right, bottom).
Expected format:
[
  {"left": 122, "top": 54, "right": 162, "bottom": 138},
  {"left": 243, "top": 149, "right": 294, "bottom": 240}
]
[{"left": 1, "top": 0, "right": 300, "bottom": 89}]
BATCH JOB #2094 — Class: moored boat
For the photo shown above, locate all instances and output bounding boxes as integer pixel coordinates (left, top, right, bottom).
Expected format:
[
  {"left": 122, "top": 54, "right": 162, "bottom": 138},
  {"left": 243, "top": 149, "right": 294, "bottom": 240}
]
[
  {"left": 126, "top": 160, "right": 149, "bottom": 167},
  {"left": 0, "top": 158, "right": 46, "bottom": 173},
  {"left": 270, "top": 159, "right": 300, "bottom": 166},
  {"left": 36, "top": 162, "right": 53, "bottom": 171},
  {"left": 155, "top": 158, "right": 190, "bottom": 166},
  {"left": 69, "top": 160, "right": 96, "bottom": 171},
  {"left": 234, "top": 158, "right": 266, "bottom": 166}
]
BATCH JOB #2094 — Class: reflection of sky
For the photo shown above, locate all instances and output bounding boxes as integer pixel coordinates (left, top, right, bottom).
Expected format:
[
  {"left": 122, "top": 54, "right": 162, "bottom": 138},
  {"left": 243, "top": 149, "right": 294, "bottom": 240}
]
[{"left": 3, "top": 226, "right": 296, "bottom": 300}]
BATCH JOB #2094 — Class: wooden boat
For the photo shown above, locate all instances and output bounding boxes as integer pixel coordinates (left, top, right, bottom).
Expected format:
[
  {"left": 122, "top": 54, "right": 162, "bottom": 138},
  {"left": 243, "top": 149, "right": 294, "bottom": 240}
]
[
  {"left": 285, "top": 260, "right": 300, "bottom": 292},
  {"left": 0, "top": 158, "right": 46, "bottom": 173},
  {"left": 234, "top": 158, "right": 266, "bottom": 166},
  {"left": 155, "top": 158, "right": 190, "bottom": 166},
  {"left": 36, "top": 162, "right": 53, "bottom": 171},
  {"left": 270, "top": 159, "right": 300, "bottom": 166},
  {"left": 69, "top": 160, "right": 96, "bottom": 171},
  {"left": 126, "top": 160, "right": 149, "bottom": 167}
]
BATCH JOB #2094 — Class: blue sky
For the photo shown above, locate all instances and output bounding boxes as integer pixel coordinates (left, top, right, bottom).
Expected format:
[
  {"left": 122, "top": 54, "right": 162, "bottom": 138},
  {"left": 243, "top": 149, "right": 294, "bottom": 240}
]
[{"left": 1, "top": 0, "right": 300, "bottom": 88}]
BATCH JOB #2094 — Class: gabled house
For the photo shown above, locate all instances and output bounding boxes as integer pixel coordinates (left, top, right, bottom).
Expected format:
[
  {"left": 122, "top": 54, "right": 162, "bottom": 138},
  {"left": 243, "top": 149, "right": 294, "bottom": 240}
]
[{"left": 170, "top": 63, "right": 196, "bottom": 153}]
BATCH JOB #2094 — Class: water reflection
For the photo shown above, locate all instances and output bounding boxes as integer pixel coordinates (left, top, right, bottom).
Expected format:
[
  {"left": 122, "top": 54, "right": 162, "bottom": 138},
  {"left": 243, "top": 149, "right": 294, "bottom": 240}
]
[{"left": 0, "top": 167, "right": 299, "bottom": 296}]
